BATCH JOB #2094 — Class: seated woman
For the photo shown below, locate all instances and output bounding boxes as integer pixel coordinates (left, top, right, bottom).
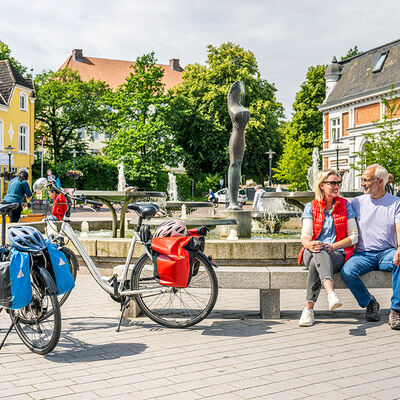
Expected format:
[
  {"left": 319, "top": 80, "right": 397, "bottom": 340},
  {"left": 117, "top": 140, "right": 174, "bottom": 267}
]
[
  {"left": 298, "top": 169, "right": 358, "bottom": 327},
  {"left": 44, "top": 187, "right": 68, "bottom": 221}
]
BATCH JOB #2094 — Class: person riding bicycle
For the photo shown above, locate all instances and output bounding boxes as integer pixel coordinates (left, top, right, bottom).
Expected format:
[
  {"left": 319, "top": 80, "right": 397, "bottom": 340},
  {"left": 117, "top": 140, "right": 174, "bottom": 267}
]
[{"left": 207, "top": 188, "right": 217, "bottom": 206}]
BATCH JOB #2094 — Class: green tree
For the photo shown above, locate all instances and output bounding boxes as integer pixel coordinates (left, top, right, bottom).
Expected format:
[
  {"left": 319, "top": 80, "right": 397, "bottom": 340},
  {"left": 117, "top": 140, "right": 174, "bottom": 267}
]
[
  {"left": 353, "top": 90, "right": 400, "bottom": 184},
  {"left": 0, "top": 40, "right": 27, "bottom": 75},
  {"left": 34, "top": 68, "right": 111, "bottom": 166},
  {"left": 104, "top": 52, "right": 182, "bottom": 190},
  {"left": 274, "top": 65, "right": 326, "bottom": 188},
  {"left": 171, "top": 42, "right": 283, "bottom": 182},
  {"left": 273, "top": 124, "right": 312, "bottom": 190},
  {"left": 341, "top": 45, "right": 362, "bottom": 61},
  {"left": 55, "top": 155, "right": 118, "bottom": 190}
]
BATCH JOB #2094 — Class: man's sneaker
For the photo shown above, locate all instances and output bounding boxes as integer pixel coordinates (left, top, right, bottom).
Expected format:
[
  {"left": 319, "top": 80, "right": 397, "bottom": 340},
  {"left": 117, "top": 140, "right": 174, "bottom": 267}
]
[
  {"left": 327, "top": 291, "right": 343, "bottom": 311},
  {"left": 389, "top": 309, "right": 400, "bottom": 330},
  {"left": 299, "top": 308, "right": 315, "bottom": 327},
  {"left": 366, "top": 298, "right": 380, "bottom": 322}
]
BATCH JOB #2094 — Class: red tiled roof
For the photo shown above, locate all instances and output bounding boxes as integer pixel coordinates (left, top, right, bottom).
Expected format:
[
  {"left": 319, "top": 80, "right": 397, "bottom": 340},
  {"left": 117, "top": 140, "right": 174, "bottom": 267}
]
[{"left": 59, "top": 52, "right": 183, "bottom": 90}]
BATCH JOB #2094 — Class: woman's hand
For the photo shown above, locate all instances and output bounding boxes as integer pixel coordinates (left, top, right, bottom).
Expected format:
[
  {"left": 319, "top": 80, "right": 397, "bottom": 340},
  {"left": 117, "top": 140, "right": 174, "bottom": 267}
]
[
  {"left": 324, "top": 243, "right": 335, "bottom": 253},
  {"left": 306, "top": 241, "right": 323, "bottom": 253}
]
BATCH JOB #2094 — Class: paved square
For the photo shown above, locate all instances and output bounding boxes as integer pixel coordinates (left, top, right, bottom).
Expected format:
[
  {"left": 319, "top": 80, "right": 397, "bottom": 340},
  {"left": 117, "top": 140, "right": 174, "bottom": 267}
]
[{"left": 1, "top": 274, "right": 399, "bottom": 399}]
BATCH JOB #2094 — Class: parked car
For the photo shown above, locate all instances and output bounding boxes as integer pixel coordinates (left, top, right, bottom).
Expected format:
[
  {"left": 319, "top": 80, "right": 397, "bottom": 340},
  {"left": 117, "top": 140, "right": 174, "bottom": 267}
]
[{"left": 215, "top": 188, "right": 248, "bottom": 205}]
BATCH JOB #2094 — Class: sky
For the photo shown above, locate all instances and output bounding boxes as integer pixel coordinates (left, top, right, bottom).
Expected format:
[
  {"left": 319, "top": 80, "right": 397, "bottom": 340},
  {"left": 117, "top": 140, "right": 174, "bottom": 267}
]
[{"left": 2, "top": 0, "right": 400, "bottom": 118}]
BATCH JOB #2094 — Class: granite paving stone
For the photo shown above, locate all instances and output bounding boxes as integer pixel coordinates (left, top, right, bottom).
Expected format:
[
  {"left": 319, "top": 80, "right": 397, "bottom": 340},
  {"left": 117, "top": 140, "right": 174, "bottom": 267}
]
[{"left": 1, "top": 276, "right": 399, "bottom": 399}]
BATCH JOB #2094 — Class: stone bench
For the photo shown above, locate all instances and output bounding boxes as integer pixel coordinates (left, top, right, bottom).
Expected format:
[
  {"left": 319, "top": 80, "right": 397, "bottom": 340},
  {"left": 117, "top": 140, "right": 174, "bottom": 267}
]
[{"left": 113, "top": 265, "right": 392, "bottom": 319}]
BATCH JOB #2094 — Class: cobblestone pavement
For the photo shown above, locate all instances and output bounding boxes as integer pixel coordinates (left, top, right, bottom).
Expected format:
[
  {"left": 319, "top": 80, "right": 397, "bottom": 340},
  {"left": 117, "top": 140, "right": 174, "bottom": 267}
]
[{"left": 1, "top": 275, "right": 400, "bottom": 399}]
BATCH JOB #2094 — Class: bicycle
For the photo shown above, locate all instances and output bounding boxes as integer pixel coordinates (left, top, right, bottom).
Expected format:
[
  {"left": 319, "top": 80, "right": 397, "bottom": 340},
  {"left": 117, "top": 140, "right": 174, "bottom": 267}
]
[
  {"left": 35, "top": 178, "right": 219, "bottom": 331},
  {"left": 0, "top": 203, "right": 61, "bottom": 355}
]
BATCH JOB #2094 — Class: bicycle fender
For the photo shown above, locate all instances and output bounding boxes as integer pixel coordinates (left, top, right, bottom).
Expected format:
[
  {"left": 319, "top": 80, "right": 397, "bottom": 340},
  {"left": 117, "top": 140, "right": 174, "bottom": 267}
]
[
  {"left": 36, "top": 266, "right": 59, "bottom": 295},
  {"left": 196, "top": 251, "right": 219, "bottom": 268}
]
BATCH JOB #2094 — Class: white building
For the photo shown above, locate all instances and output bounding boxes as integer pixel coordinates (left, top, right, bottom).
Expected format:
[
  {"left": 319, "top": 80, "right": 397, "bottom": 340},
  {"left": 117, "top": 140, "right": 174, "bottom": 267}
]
[{"left": 319, "top": 39, "right": 400, "bottom": 190}]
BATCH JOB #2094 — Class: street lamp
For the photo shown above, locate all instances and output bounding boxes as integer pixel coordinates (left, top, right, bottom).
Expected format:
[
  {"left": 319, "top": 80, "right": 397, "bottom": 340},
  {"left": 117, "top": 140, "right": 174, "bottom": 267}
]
[
  {"left": 333, "top": 140, "right": 343, "bottom": 170},
  {"left": 265, "top": 149, "right": 276, "bottom": 188},
  {"left": 72, "top": 149, "right": 78, "bottom": 192},
  {"left": 5, "top": 145, "right": 15, "bottom": 177},
  {"left": 40, "top": 137, "right": 44, "bottom": 177}
]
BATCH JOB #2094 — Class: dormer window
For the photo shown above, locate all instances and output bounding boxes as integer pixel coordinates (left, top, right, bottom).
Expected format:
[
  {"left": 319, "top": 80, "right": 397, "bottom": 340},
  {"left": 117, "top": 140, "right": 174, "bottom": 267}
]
[
  {"left": 20, "top": 92, "right": 28, "bottom": 111},
  {"left": 372, "top": 52, "right": 388, "bottom": 73}
]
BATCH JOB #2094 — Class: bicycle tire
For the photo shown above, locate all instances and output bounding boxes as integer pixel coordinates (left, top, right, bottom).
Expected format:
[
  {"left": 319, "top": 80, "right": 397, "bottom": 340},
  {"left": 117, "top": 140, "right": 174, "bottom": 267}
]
[
  {"left": 37, "top": 246, "right": 78, "bottom": 319},
  {"left": 10, "top": 268, "right": 61, "bottom": 355},
  {"left": 130, "top": 251, "right": 218, "bottom": 328},
  {"left": 58, "top": 246, "right": 79, "bottom": 307}
]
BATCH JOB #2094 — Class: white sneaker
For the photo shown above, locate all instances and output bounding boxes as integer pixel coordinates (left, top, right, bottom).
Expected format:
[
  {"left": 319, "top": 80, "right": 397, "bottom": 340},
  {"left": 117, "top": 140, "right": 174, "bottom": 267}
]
[
  {"left": 299, "top": 308, "right": 315, "bottom": 327},
  {"left": 328, "top": 291, "right": 343, "bottom": 310}
]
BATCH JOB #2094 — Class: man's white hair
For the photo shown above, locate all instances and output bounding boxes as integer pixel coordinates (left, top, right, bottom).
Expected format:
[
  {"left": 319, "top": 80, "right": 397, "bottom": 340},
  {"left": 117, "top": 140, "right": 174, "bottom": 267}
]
[{"left": 367, "top": 164, "right": 388, "bottom": 184}]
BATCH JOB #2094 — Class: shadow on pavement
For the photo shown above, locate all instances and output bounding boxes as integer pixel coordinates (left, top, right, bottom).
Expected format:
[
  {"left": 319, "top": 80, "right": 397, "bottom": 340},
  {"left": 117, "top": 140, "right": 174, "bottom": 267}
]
[
  {"left": 47, "top": 339, "right": 147, "bottom": 363},
  {"left": 200, "top": 319, "right": 282, "bottom": 337}
]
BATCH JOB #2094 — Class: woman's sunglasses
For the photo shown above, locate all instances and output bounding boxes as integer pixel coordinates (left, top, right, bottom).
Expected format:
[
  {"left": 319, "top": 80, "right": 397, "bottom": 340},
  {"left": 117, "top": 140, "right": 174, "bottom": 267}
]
[{"left": 323, "top": 181, "right": 342, "bottom": 187}]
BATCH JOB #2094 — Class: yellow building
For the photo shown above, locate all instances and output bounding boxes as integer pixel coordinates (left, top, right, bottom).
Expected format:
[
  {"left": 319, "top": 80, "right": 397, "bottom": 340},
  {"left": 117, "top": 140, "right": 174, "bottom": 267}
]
[{"left": 0, "top": 60, "right": 35, "bottom": 197}]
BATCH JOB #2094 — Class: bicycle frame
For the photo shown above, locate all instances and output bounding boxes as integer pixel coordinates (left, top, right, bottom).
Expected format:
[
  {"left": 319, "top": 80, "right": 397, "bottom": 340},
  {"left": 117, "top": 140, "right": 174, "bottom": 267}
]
[{"left": 53, "top": 217, "right": 172, "bottom": 297}]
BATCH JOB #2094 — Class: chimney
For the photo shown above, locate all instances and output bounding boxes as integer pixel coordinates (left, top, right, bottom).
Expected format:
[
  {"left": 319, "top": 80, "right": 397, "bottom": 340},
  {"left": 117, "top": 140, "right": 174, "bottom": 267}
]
[
  {"left": 72, "top": 49, "right": 84, "bottom": 62},
  {"left": 169, "top": 59, "right": 182, "bottom": 71}
]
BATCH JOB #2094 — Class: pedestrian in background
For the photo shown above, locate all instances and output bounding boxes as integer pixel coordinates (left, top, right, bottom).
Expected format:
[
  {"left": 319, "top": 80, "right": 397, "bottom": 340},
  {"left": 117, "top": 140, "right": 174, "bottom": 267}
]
[
  {"left": 385, "top": 173, "right": 394, "bottom": 194},
  {"left": 252, "top": 185, "right": 265, "bottom": 212},
  {"left": 1, "top": 168, "right": 32, "bottom": 222}
]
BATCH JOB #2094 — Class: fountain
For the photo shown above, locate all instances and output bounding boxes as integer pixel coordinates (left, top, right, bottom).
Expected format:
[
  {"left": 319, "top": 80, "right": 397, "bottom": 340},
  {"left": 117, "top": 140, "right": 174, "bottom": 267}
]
[
  {"left": 167, "top": 172, "right": 178, "bottom": 201},
  {"left": 80, "top": 221, "right": 90, "bottom": 238},
  {"left": 254, "top": 185, "right": 301, "bottom": 234},
  {"left": 307, "top": 147, "right": 320, "bottom": 190},
  {"left": 117, "top": 163, "right": 126, "bottom": 192}
]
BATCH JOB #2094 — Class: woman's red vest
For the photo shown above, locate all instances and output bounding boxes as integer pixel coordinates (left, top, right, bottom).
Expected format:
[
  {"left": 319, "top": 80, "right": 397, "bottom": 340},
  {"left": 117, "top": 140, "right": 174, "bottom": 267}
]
[{"left": 297, "top": 196, "right": 353, "bottom": 265}]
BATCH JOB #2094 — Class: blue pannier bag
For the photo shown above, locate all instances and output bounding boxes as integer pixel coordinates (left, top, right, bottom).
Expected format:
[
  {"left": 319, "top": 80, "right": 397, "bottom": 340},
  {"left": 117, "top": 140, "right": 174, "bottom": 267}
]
[
  {"left": 45, "top": 241, "right": 75, "bottom": 295},
  {"left": 0, "top": 249, "right": 32, "bottom": 309}
]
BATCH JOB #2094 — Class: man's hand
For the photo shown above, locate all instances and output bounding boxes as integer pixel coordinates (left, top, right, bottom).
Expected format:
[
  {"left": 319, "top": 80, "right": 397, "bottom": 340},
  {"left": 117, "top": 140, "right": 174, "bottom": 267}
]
[
  {"left": 306, "top": 241, "right": 323, "bottom": 253},
  {"left": 393, "top": 248, "right": 400, "bottom": 266}
]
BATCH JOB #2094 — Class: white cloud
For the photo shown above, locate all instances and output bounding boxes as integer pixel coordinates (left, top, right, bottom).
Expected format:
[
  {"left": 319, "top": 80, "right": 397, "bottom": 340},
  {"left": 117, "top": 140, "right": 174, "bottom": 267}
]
[{"left": 2, "top": 0, "right": 400, "bottom": 116}]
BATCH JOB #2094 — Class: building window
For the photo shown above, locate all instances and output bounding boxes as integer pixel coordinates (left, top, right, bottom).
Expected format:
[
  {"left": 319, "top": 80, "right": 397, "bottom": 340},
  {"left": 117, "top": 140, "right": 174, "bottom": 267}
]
[
  {"left": 330, "top": 118, "right": 341, "bottom": 142},
  {"left": 20, "top": 93, "right": 28, "bottom": 111},
  {"left": 77, "top": 127, "right": 85, "bottom": 139},
  {"left": 18, "top": 124, "right": 28, "bottom": 152},
  {"left": 91, "top": 128, "right": 99, "bottom": 140},
  {"left": 372, "top": 52, "right": 388, "bottom": 73}
]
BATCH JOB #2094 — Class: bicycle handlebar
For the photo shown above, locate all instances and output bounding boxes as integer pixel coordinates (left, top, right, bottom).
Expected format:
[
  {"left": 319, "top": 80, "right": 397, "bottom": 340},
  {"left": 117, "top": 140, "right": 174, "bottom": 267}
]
[{"left": 47, "top": 181, "right": 103, "bottom": 208}]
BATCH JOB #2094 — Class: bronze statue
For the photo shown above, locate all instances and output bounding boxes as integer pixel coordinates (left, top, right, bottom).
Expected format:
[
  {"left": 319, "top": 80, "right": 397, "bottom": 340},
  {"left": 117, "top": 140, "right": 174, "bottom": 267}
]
[{"left": 227, "top": 81, "right": 250, "bottom": 210}]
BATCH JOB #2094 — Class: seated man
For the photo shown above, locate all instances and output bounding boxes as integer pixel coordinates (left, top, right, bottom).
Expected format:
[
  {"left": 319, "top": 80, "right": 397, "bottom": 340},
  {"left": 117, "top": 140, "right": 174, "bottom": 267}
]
[
  {"left": 45, "top": 187, "right": 68, "bottom": 221},
  {"left": 341, "top": 164, "right": 400, "bottom": 329}
]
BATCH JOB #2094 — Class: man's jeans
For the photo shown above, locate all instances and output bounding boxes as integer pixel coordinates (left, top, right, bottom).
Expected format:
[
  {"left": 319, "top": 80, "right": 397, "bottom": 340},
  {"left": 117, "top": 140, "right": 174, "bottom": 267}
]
[{"left": 340, "top": 248, "right": 400, "bottom": 310}]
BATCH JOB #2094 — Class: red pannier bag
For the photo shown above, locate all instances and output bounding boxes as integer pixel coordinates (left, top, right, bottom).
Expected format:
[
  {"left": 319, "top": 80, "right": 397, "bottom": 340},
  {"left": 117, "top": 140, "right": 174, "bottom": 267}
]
[{"left": 151, "top": 235, "right": 204, "bottom": 288}]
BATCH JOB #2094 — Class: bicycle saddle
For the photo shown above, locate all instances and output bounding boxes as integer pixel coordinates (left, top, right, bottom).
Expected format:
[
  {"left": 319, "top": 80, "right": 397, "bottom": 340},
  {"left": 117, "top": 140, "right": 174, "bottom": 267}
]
[
  {"left": 0, "top": 203, "right": 20, "bottom": 214},
  {"left": 127, "top": 203, "right": 159, "bottom": 218}
]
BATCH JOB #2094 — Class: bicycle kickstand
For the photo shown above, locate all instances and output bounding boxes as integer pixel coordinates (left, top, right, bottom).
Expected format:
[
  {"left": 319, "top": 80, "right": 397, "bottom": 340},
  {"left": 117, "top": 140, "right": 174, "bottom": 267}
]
[
  {"left": 0, "top": 315, "right": 18, "bottom": 351},
  {"left": 116, "top": 297, "right": 130, "bottom": 333}
]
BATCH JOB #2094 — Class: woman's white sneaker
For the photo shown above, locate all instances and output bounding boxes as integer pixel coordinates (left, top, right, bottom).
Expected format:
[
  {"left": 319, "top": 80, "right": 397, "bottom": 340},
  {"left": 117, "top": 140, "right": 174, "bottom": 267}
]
[
  {"left": 328, "top": 291, "right": 343, "bottom": 310},
  {"left": 299, "top": 308, "right": 314, "bottom": 327}
]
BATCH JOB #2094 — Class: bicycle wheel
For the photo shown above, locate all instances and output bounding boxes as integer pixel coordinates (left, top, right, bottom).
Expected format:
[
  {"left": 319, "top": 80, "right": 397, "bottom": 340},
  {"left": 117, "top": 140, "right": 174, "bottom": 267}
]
[
  {"left": 131, "top": 251, "right": 218, "bottom": 328},
  {"left": 10, "top": 269, "right": 61, "bottom": 355}
]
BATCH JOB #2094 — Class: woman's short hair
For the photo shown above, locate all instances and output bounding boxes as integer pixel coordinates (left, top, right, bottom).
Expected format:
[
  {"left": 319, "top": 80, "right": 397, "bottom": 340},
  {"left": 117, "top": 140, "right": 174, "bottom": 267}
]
[
  {"left": 367, "top": 164, "right": 388, "bottom": 184},
  {"left": 314, "top": 169, "right": 341, "bottom": 202}
]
